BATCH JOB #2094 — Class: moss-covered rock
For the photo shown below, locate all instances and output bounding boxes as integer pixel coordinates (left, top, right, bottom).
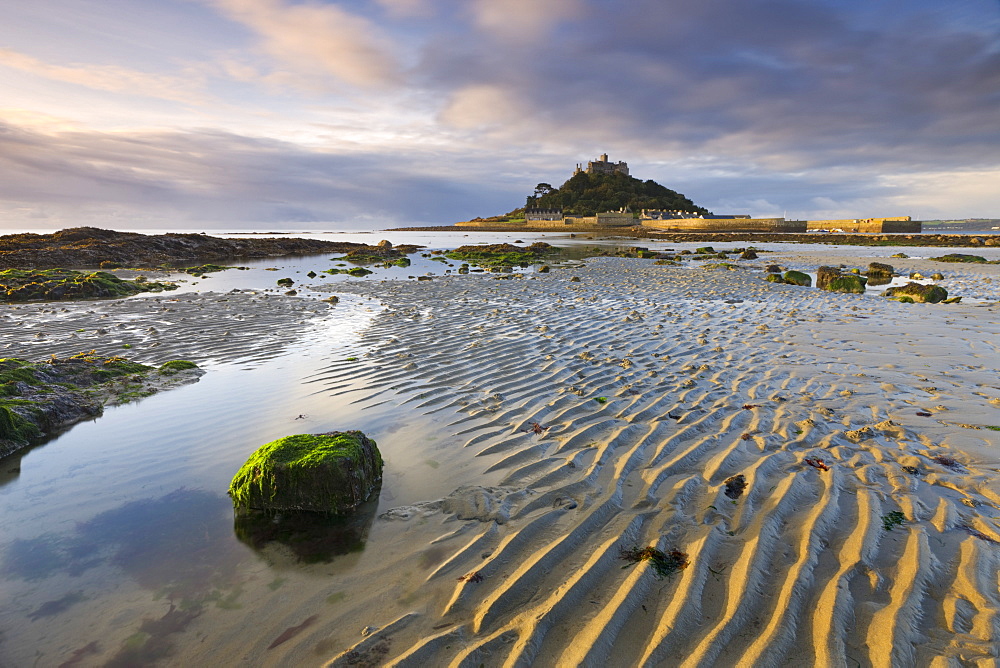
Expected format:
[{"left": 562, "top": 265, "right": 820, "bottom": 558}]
[
  {"left": 930, "top": 254, "right": 988, "bottom": 263},
  {"left": 764, "top": 273, "right": 784, "bottom": 283},
  {"left": 229, "top": 431, "right": 383, "bottom": 514},
  {"left": 884, "top": 282, "right": 948, "bottom": 303},
  {"left": 782, "top": 270, "right": 811, "bottom": 286},
  {"left": 826, "top": 275, "right": 867, "bottom": 293},
  {"left": 867, "top": 262, "right": 894, "bottom": 278},
  {"left": 444, "top": 242, "right": 557, "bottom": 268}
]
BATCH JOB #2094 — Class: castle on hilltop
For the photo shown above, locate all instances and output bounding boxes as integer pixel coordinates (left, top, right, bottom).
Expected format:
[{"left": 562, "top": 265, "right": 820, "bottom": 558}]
[{"left": 574, "top": 153, "right": 629, "bottom": 177}]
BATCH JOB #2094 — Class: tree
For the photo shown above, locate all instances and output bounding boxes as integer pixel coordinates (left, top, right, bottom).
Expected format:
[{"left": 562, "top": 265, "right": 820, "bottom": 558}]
[{"left": 533, "top": 183, "right": 554, "bottom": 198}]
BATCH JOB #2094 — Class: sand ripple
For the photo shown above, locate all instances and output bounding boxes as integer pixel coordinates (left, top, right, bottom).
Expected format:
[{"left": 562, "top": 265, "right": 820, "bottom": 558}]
[{"left": 301, "top": 258, "right": 1000, "bottom": 666}]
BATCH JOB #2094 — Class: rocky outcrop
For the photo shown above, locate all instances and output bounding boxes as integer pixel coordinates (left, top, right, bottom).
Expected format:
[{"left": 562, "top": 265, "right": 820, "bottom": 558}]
[
  {"left": 1, "top": 268, "right": 176, "bottom": 302},
  {"left": 0, "top": 227, "right": 415, "bottom": 269},
  {"left": 1, "top": 355, "right": 203, "bottom": 459},
  {"left": 229, "top": 431, "right": 383, "bottom": 514}
]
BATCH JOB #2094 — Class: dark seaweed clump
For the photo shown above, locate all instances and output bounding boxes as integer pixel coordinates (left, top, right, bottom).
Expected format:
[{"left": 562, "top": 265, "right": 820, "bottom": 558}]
[{"left": 619, "top": 545, "right": 690, "bottom": 579}]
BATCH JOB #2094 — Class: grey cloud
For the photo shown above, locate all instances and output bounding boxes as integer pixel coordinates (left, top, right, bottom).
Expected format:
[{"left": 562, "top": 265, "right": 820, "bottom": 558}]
[
  {"left": 422, "top": 0, "right": 1000, "bottom": 172},
  {"left": 0, "top": 123, "right": 521, "bottom": 228}
]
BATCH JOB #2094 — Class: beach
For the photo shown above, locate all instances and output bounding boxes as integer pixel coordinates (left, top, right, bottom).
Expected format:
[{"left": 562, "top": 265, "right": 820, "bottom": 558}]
[{"left": 2, "top": 238, "right": 999, "bottom": 666}]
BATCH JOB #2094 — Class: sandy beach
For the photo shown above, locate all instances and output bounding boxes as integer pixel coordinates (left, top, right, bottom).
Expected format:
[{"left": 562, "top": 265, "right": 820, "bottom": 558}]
[{"left": 2, "top": 244, "right": 1000, "bottom": 667}]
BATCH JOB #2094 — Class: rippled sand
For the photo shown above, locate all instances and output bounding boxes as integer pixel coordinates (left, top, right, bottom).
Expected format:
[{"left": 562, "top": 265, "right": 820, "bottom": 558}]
[{"left": 312, "top": 258, "right": 1000, "bottom": 667}]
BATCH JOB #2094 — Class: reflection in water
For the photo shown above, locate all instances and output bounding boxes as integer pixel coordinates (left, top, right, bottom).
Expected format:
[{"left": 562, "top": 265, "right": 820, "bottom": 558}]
[
  {"left": 233, "top": 492, "right": 380, "bottom": 563},
  {"left": 3, "top": 488, "right": 241, "bottom": 596},
  {"left": 866, "top": 275, "right": 892, "bottom": 286},
  {"left": 2, "top": 488, "right": 250, "bottom": 666}
]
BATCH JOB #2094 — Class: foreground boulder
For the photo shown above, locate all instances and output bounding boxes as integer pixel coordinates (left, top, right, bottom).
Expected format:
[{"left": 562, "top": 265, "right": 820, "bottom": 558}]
[
  {"left": 229, "top": 431, "right": 383, "bottom": 514},
  {"left": 884, "top": 282, "right": 948, "bottom": 303}
]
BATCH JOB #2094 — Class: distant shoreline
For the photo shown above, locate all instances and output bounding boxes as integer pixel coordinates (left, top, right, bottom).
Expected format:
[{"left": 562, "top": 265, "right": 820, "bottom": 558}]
[{"left": 384, "top": 225, "right": 1000, "bottom": 248}]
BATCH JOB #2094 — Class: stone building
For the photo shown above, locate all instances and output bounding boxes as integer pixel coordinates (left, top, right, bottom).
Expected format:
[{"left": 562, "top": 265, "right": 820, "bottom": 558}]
[
  {"left": 525, "top": 208, "right": 564, "bottom": 222},
  {"left": 574, "top": 153, "right": 629, "bottom": 177}
]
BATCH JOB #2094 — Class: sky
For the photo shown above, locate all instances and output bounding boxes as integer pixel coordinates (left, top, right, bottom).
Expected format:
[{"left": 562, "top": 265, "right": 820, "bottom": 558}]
[{"left": 1, "top": 0, "right": 999, "bottom": 231}]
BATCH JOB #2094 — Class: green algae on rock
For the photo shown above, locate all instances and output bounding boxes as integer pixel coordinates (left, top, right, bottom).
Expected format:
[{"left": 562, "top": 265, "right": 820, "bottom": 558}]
[
  {"left": 0, "top": 268, "right": 177, "bottom": 302},
  {"left": 884, "top": 282, "right": 948, "bottom": 303},
  {"left": 0, "top": 354, "right": 203, "bottom": 458},
  {"left": 929, "top": 254, "right": 990, "bottom": 264},
  {"left": 229, "top": 431, "right": 383, "bottom": 514},
  {"left": 782, "top": 270, "right": 811, "bottom": 287},
  {"left": 825, "top": 275, "right": 867, "bottom": 294},
  {"left": 444, "top": 242, "right": 557, "bottom": 268}
]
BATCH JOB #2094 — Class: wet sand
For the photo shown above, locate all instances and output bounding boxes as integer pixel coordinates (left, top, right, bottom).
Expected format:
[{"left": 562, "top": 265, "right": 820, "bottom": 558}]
[{"left": 2, "top": 252, "right": 1000, "bottom": 666}]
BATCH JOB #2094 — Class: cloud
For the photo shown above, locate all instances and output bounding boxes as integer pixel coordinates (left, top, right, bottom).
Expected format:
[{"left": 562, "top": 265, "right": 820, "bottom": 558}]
[
  {"left": 468, "top": 0, "right": 583, "bottom": 40},
  {"left": 207, "top": 0, "right": 402, "bottom": 88},
  {"left": 0, "top": 48, "right": 207, "bottom": 106},
  {"left": 0, "top": 117, "right": 520, "bottom": 228}
]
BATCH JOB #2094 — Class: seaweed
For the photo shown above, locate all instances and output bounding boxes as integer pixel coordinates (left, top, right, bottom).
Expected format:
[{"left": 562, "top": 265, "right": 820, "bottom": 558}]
[
  {"left": 524, "top": 422, "right": 549, "bottom": 435},
  {"left": 882, "top": 511, "right": 906, "bottom": 531},
  {"left": 723, "top": 474, "right": 747, "bottom": 499},
  {"left": 619, "top": 545, "right": 690, "bottom": 579},
  {"left": 804, "top": 458, "right": 830, "bottom": 471},
  {"left": 932, "top": 455, "right": 963, "bottom": 471}
]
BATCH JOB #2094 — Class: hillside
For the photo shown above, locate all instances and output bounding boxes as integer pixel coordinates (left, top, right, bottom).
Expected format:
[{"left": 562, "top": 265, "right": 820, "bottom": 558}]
[{"left": 525, "top": 171, "right": 709, "bottom": 217}]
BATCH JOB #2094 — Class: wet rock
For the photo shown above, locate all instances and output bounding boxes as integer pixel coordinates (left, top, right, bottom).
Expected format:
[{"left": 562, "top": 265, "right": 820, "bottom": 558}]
[
  {"left": 884, "top": 282, "right": 948, "bottom": 303},
  {"left": 229, "top": 431, "right": 383, "bottom": 514},
  {"left": 740, "top": 249, "right": 758, "bottom": 260},
  {"left": 782, "top": 270, "right": 811, "bottom": 287},
  {"left": 815, "top": 266, "right": 841, "bottom": 290},
  {"left": 825, "top": 274, "right": 867, "bottom": 294}
]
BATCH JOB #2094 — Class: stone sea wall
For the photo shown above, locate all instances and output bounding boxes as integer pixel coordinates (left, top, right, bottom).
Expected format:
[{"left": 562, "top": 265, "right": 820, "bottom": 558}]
[
  {"left": 641, "top": 217, "right": 807, "bottom": 233},
  {"left": 806, "top": 217, "right": 920, "bottom": 233}
]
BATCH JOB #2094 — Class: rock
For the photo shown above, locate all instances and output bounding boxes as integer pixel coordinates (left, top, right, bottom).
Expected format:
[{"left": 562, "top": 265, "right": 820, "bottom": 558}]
[
  {"left": 229, "top": 431, "right": 383, "bottom": 514},
  {"left": 695, "top": 247, "right": 716, "bottom": 254},
  {"left": 376, "top": 240, "right": 393, "bottom": 249},
  {"left": 891, "top": 253, "right": 909, "bottom": 258},
  {"left": 537, "top": 265, "right": 550, "bottom": 273},
  {"left": 276, "top": 277, "right": 294, "bottom": 287},
  {"left": 306, "top": 271, "right": 317, "bottom": 279},
  {"left": 867, "top": 262, "right": 894, "bottom": 278},
  {"left": 930, "top": 254, "right": 988, "bottom": 263},
  {"left": 884, "top": 282, "right": 948, "bottom": 303},
  {"left": 909, "top": 272, "right": 924, "bottom": 279},
  {"left": 764, "top": 273, "right": 784, "bottom": 283},
  {"left": 782, "top": 270, "right": 811, "bottom": 287},
  {"left": 740, "top": 249, "right": 758, "bottom": 260},
  {"left": 825, "top": 274, "right": 867, "bottom": 293},
  {"left": 570, "top": 276, "right": 581, "bottom": 282},
  {"left": 816, "top": 266, "right": 842, "bottom": 290},
  {"left": 931, "top": 273, "right": 944, "bottom": 280}
]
